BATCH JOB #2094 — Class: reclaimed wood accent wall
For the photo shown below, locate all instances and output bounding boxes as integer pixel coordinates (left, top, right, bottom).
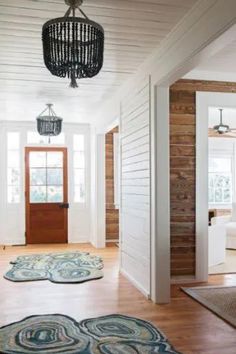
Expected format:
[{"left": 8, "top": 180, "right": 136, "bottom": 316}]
[
  {"left": 170, "top": 79, "right": 236, "bottom": 276},
  {"left": 105, "top": 127, "right": 119, "bottom": 241}
]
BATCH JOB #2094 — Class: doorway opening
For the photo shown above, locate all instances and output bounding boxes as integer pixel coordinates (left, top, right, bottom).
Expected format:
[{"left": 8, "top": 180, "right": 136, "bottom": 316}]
[
  {"left": 208, "top": 108, "right": 236, "bottom": 275},
  {"left": 25, "top": 147, "right": 68, "bottom": 244},
  {"left": 105, "top": 126, "right": 119, "bottom": 246}
]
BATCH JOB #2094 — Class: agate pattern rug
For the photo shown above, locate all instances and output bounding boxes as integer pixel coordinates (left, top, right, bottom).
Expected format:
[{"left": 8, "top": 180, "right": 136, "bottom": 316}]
[
  {"left": 0, "top": 314, "right": 181, "bottom": 353},
  {"left": 4, "top": 252, "right": 104, "bottom": 284}
]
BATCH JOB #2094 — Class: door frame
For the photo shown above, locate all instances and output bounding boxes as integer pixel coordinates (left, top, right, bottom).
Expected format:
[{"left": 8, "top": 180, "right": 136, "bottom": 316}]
[
  {"left": 25, "top": 146, "right": 68, "bottom": 244},
  {"left": 196, "top": 92, "right": 236, "bottom": 281}
]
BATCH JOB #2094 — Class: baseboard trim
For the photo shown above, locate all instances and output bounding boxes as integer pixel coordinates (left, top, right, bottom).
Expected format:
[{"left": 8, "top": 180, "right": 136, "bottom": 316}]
[
  {"left": 171, "top": 276, "right": 204, "bottom": 284},
  {"left": 68, "top": 239, "right": 90, "bottom": 244},
  {"left": 120, "top": 267, "right": 150, "bottom": 299},
  {"left": 1, "top": 240, "right": 25, "bottom": 246}
]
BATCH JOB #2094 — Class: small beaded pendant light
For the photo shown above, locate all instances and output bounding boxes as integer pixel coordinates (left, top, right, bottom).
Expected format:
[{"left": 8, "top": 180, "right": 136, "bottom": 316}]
[{"left": 37, "top": 104, "right": 63, "bottom": 143}]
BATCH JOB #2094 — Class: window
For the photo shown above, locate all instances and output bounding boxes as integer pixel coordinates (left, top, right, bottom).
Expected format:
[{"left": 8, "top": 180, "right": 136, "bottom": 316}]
[
  {"left": 208, "top": 156, "right": 233, "bottom": 204},
  {"left": 7, "top": 132, "right": 20, "bottom": 203},
  {"left": 73, "top": 134, "right": 85, "bottom": 203},
  {"left": 27, "top": 131, "right": 65, "bottom": 145},
  {"left": 29, "top": 151, "right": 64, "bottom": 203}
]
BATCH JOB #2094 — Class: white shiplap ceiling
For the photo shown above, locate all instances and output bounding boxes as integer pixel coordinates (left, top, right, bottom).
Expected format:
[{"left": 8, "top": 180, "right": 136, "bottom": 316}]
[{"left": 0, "top": 0, "right": 197, "bottom": 123}]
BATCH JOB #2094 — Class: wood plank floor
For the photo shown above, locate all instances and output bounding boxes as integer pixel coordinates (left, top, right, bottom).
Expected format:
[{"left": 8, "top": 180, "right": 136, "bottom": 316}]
[{"left": 0, "top": 243, "right": 236, "bottom": 354}]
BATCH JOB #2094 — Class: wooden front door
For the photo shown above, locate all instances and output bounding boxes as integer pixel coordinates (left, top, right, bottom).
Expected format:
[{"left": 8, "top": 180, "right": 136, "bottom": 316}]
[{"left": 25, "top": 147, "right": 68, "bottom": 244}]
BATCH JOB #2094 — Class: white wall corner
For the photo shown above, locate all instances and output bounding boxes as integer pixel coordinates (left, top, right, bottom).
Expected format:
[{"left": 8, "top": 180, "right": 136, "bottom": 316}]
[
  {"left": 151, "top": 85, "right": 171, "bottom": 304},
  {"left": 90, "top": 132, "right": 106, "bottom": 248}
]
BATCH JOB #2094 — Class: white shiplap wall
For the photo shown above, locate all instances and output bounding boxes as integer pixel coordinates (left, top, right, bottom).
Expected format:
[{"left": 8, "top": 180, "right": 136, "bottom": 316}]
[{"left": 120, "top": 76, "right": 151, "bottom": 297}]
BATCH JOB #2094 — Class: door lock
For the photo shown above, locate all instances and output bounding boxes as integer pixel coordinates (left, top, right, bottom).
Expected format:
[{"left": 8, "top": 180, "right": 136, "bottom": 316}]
[{"left": 59, "top": 203, "right": 69, "bottom": 209}]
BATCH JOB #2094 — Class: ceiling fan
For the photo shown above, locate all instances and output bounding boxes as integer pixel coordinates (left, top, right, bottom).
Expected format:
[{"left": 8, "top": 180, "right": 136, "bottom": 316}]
[{"left": 212, "top": 108, "right": 236, "bottom": 137}]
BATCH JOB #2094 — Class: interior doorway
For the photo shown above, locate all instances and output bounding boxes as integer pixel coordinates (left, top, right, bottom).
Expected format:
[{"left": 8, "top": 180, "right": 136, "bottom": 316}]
[
  {"left": 25, "top": 147, "right": 68, "bottom": 244},
  {"left": 105, "top": 127, "right": 119, "bottom": 245},
  {"left": 208, "top": 108, "right": 236, "bottom": 275}
]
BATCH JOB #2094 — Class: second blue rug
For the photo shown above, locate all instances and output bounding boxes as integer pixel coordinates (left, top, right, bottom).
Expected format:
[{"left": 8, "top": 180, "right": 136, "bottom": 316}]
[{"left": 4, "top": 251, "right": 104, "bottom": 284}]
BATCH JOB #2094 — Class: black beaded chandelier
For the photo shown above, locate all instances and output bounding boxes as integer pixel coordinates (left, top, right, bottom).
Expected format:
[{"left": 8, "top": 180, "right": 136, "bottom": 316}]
[
  {"left": 42, "top": 0, "right": 104, "bottom": 88},
  {"left": 37, "top": 104, "right": 63, "bottom": 141}
]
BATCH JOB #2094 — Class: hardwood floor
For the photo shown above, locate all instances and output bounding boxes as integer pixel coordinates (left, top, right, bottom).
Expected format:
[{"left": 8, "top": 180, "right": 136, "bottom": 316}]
[{"left": 0, "top": 243, "right": 236, "bottom": 354}]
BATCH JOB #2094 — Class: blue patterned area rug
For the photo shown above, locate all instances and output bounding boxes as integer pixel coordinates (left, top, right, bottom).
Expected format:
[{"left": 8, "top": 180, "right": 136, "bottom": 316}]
[
  {"left": 4, "top": 252, "right": 104, "bottom": 284},
  {"left": 0, "top": 314, "right": 181, "bottom": 354}
]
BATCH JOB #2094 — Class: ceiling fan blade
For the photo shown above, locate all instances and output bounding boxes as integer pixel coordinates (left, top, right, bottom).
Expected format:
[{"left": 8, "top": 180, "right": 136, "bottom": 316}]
[
  {"left": 225, "top": 132, "right": 236, "bottom": 137},
  {"left": 208, "top": 128, "right": 236, "bottom": 138}
]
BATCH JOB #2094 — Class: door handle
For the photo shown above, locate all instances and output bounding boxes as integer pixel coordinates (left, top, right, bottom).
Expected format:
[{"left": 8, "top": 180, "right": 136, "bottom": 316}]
[{"left": 59, "top": 203, "right": 69, "bottom": 209}]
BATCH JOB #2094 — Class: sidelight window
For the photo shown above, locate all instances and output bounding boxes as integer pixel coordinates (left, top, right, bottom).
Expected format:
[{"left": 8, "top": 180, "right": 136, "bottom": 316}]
[
  {"left": 7, "top": 132, "right": 20, "bottom": 203},
  {"left": 73, "top": 134, "right": 85, "bottom": 203}
]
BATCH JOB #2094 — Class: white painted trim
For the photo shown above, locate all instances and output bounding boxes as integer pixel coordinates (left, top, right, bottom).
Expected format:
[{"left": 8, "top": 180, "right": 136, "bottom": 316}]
[
  {"left": 120, "top": 268, "right": 150, "bottom": 299},
  {"left": 1, "top": 239, "right": 25, "bottom": 246},
  {"left": 151, "top": 85, "right": 170, "bottom": 303},
  {"left": 113, "top": 133, "right": 120, "bottom": 209},
  {"left": 184, "top": 69, "right": 236, "bottom": 83},
  {"left": 105, "top": 119, "right": 119, "bottom": 134},
  {"left": 91, "top": 133, "right": 106, "bottom": 249},
  {"left": 196, "top": 92, "right": 236, "bottom": 282},
  {"left": 171, "top": 276, "right": 197, "bottom": 285}
]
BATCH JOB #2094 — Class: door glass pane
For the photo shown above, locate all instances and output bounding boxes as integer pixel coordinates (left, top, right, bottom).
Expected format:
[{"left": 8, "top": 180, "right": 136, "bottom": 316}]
[
  {"left": 74, "top": 152, "right": 85, "bottom": 168},
  {"left": 47, "top": 168, "right": 63, "bottom": 185},
  {"left": 47, "top": 152, "right": 63, "bottom": 167},
  {"left": 47, "top": 186, "right": 63, "bottom": 202},
  {"left": 30, "top": 169, "right": 46, "bottom": 186},
  {"left": 30, "top": 186, "right": 47, "bottom": 203},
  {"left": 29, "top": 150, "right": 65, "bottom": 203},
  {"left": 30, "top": 152, "right": 46, "bottom": 168},
  {"left": 8, "top": 168, "right": 20, "bottom": 186}
]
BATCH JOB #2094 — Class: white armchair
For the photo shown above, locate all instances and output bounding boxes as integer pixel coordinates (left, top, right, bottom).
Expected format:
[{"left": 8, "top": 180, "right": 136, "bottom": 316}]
[
  {"left": 211, "top": 203, "right": 236, "bottom": 249},
  {"left": 208, "top": 222, "right": 226, "bottom": 267},
  {"left": 211, "top": 215, "right": 231, "bottom": 226}
]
